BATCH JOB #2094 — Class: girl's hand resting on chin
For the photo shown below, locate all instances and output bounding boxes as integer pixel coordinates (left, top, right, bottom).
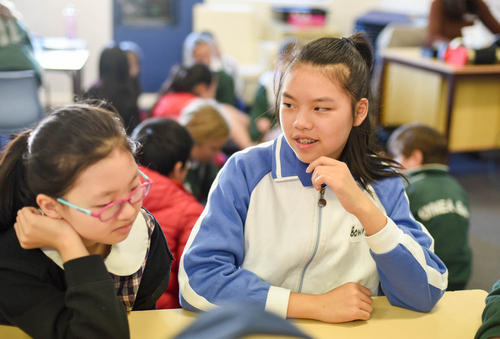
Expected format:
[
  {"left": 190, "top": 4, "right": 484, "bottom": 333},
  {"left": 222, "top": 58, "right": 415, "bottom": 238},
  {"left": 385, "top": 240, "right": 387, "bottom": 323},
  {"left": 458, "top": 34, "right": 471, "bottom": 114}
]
[{"left": 14, "top": 207, "right": 89, "bottom": 262}]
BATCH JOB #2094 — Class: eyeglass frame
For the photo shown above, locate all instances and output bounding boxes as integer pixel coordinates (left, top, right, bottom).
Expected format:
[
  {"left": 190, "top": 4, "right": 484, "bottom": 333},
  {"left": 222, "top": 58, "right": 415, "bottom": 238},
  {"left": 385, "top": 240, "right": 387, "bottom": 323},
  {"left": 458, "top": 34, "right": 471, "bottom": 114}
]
[{"left": 56, "top": 169, "right": 152, "bottom": 222}]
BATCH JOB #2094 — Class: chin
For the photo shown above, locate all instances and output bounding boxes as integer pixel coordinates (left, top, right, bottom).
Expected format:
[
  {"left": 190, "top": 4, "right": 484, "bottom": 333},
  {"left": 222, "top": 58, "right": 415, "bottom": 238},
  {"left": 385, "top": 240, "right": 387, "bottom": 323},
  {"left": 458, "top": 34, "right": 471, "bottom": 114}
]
[{"left": 292, "top": 150, "right": 316, "bottom": 164}]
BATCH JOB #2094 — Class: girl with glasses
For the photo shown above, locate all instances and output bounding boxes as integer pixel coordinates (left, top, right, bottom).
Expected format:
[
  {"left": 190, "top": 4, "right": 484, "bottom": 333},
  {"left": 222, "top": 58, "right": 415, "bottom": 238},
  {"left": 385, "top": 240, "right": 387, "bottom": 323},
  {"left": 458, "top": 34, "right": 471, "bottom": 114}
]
[{"left": 0, "top": 103, "right": 173, "bottom": 338}]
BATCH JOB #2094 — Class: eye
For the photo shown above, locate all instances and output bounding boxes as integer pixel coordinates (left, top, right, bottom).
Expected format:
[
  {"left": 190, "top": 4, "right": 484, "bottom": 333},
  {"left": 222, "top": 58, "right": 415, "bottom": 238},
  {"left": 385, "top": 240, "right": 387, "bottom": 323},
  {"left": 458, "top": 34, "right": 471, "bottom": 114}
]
[
  {"left": 130, "top": 183, "right": 140, "bottom": 193},
  {"left": 313, "top": 106, "right": 331, "bottom": 112},
  {"left": 95, "top": 202, "right": 111, "bottom": 209},
  {"left": 282, "top": 102, "right": 293, "bottom": 109}
]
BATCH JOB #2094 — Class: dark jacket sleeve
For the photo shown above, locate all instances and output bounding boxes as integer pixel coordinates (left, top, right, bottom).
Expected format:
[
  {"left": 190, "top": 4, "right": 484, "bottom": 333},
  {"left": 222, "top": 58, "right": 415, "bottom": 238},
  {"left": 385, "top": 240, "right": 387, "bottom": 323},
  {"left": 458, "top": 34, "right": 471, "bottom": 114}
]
[
  {"left": 475, "top": 280, "right": 500, "bottom": 339},
  {"left": 0, "top": 253, "right": 129, "bottom": 339},
  {"left": 133, "top": 213, "right": 174, "bottom": 310},
  {"left": 215, "top": 70, "right": 237, "bottom": 107}
]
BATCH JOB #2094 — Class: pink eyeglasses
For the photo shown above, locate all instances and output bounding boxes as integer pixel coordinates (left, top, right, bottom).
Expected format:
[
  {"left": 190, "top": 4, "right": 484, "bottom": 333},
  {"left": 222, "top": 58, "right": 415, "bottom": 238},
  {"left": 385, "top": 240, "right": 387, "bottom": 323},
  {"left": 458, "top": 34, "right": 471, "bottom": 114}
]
[{"left": 57, "top": 169, "right": 152, "bottom": 222}]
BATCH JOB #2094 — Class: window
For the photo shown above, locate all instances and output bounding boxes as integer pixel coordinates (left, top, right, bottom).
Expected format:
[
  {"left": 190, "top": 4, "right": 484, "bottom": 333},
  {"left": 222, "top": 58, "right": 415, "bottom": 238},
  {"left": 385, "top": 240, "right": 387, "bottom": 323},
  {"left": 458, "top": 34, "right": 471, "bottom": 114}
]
[{"left": 115, "top": 0, "right": 176, "bottom": 27}]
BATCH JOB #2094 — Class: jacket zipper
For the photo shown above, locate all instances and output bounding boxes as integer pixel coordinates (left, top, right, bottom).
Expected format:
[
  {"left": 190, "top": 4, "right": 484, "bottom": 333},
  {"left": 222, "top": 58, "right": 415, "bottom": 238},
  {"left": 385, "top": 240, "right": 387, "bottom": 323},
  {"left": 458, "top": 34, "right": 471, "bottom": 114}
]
[{"left": 298, "top": 185, "right": 326, "bottom": 292}]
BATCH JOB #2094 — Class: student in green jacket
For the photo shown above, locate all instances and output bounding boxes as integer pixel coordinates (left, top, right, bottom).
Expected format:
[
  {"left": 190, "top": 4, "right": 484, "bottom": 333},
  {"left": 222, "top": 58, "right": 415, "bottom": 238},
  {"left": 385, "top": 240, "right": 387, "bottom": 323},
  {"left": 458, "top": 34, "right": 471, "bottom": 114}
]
[
  {"left": 388, "top": 122, "right": 472, "bottom": 290},
  {"left": 183, "top": 31, "right": 238, "bottom": 108},
  {"left": 0, "top": 2, "right": 41, "bottom": 82},
  {"left": 249, "top": 38, "right": 298, "bottom": 142},
  {"left": 475, "top": 280, "right": 500, "bottom": 339}
]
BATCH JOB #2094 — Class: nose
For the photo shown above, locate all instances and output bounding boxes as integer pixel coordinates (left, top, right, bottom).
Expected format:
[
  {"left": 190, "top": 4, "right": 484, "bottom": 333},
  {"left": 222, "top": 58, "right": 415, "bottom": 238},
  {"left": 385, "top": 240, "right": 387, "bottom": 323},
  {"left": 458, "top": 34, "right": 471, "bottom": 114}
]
[
  {"left": 117, "top": 199, "right": 140, "bottom": 221},
  {"left": 293, "top": 108, "right": 313, "bottom": 130}
]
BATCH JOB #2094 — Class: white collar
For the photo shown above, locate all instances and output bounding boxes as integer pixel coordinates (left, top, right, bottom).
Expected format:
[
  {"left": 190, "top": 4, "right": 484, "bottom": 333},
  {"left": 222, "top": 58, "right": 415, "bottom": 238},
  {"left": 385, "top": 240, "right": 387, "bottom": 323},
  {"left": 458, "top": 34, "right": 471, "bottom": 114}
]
[{"left": 42, "top": 211, "right": 149, "bottom": 276}]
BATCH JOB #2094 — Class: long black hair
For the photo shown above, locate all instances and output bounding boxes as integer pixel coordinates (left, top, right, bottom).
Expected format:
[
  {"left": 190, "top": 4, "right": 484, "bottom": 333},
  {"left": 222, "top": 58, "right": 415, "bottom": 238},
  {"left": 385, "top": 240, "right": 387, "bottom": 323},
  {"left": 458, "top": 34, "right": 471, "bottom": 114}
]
[
  {"left": 158, "top": 63, "right": 214, "bottom": 97},
  {"left": 0, "top": 103, "right": 136, "bottom": 231},
  {"left": 443, "top": 0, "right": 478, "bottom": 20},
  {"left": 275, "top": 33, "right": 401, "bottom": 189}
]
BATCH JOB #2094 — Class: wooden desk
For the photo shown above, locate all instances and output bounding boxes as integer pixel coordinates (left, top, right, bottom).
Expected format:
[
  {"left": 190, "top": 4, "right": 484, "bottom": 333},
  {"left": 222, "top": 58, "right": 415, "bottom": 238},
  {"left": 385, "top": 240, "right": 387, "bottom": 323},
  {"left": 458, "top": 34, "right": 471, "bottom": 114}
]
[
  {"left": 129, "top": 290, "right": 487, "bottom": 339},
  {"left": 0, "top": 290, "right": 487, "bottom": 338},
  {"left": 379, "top": 47, "right": 500, "bottom": 151}
]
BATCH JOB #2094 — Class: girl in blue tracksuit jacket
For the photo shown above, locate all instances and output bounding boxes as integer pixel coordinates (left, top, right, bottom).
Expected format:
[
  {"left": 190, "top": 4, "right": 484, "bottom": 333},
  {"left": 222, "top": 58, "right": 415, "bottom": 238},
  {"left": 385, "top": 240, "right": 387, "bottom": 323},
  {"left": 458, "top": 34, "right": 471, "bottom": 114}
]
[{"left": 179, "top": 33, "right": 448, "bottom": 323}]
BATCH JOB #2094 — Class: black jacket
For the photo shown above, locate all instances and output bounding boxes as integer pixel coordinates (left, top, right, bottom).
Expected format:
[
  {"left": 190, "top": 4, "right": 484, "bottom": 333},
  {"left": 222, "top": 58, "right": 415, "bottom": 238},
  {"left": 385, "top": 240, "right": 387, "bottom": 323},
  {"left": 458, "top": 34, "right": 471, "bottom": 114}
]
[{"left": 0, "top": 210, "right": 172, "bottom": 339}]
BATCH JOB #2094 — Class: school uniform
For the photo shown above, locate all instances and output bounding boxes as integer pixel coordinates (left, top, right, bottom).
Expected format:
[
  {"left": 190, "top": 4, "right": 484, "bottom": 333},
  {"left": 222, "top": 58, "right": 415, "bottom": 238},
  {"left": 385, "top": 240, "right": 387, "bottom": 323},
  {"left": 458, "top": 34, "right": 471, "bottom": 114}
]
[
  {"left": 475, "top": 280, "right": 500, "bottom": 339},
  {"left": 179, "top": 135, "right": 448, "bottom": 318},
  {"left": 0, "top": 209, "right": 172, "bottom": 339},
  {"left": 249, "top": 71, "right": 277, "bottom": 142},
  {"left": 0, "top": 15, "right": 41, "bottom": 82},
  {"left": 405, "top": 164, "right": 472, "bottom": 290}
]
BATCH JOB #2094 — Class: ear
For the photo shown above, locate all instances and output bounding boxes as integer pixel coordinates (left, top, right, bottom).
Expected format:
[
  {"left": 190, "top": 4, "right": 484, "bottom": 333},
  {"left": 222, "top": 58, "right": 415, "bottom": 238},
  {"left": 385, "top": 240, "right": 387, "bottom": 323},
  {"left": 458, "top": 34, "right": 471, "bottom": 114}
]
[
  {"left": 168, "top": 161, "right": 189, "bottom": 183},
  {"left": 353, "top": 98, "right": 369, "bottom": 127},
  {"left": 36, "top": 194, "right": 64, "bottom": 219}
]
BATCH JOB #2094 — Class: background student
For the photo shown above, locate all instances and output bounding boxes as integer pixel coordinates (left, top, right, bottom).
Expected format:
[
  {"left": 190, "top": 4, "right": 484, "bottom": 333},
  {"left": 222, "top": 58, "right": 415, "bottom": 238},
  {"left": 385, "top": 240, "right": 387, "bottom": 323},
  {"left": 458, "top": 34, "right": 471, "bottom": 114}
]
[
  {"left": 132, "top": 118, "right": 204, "bottom": 309},
  {"left": 178, "top": 34, "right": 447, "bottom": 323},
  {"left": 387, "top": 123, "right": 472, "bottom": 291},
  {"left": 426, "top": 0, "right": 500, "bottom": 46},
  {"left": 152, "top": 63, "right": 216, "bottom": 120},
  {"left": 475, "top": 279, "right": 500, "bottom": 339},
  {"left": 0, "top": 1, "right": 41, "bottom": 83},
  {"left": 85, "top": 44, "right": 141, "bottom": 134},
  {"left": 0, "top": 103, "right": 172, "bottom": 338},
  {"left": 153, "top": 63, "right": 252, "bottom": 152},
  {"left": 179, "top": 102, "right": 230, "bottom": 205},
  {"left": 249, "top": 37, "right": 298, "bottom": 143},
  {"left": 119, "top": 40, "right": 147, "bottom": 121},
  {"left": 183, "top": 31, "right": 238, "bottom": 107}
]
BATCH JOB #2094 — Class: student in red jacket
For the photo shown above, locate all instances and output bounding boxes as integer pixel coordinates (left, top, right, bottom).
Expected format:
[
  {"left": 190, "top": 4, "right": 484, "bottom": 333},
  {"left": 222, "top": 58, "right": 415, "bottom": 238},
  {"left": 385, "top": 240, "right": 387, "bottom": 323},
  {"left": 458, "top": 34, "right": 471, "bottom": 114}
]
[{"left": 132, "top": 118, "right": 204, "bottom": 309}]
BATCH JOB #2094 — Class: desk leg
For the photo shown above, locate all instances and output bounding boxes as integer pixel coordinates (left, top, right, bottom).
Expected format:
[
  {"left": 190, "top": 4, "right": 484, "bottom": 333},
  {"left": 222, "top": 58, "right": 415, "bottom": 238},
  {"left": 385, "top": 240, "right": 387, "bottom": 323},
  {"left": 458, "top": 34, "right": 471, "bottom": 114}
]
[
  {"left": 445, "top": 74, "right": 456, "bottom": 138},
  {"left": 72, "top": 69, "right": 83, "bottom": 101}
]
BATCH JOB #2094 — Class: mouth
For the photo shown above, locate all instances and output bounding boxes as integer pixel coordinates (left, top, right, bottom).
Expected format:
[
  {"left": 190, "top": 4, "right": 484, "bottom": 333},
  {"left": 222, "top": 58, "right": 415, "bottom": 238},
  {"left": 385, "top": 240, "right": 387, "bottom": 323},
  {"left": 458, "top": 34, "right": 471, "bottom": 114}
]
[
  {"left": 113, "top": 223, "right": 133, "bottom": 234},
  {"left": 293, "top": 137, "right": 319, "bottom": 149},
  {"left": 295, "top": 138, "right": 318, "bottom": 144}
]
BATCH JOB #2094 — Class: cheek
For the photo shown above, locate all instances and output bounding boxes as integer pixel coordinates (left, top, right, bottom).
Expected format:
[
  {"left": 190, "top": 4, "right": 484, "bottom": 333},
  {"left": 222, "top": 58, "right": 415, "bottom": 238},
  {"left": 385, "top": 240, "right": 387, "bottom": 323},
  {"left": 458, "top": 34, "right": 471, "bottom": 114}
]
[{"left": 279, "top": 110, "right": 293, "bottom": 132}]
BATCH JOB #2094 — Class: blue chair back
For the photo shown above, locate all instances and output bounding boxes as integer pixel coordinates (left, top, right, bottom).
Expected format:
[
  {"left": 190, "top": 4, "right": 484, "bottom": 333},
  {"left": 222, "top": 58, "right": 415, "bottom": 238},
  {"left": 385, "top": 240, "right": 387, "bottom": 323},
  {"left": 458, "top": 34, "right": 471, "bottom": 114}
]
[{"left": 0, "top": 70, "right": 44, "bottom": 139}]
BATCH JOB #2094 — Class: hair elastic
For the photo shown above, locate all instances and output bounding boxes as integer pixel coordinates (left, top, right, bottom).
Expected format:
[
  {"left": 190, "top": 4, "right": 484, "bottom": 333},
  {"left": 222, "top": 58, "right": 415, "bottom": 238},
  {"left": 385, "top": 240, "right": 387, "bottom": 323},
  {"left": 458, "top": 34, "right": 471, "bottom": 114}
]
[{"left": 341, "top": 37, "right": 354, "bottom": 46}]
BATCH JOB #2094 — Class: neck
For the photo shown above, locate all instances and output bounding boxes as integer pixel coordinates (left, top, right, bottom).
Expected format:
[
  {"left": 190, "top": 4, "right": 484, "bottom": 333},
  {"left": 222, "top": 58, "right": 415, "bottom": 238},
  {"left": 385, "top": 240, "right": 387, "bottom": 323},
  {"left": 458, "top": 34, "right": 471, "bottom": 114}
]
[{"left": 83, "top": 240, "right": 111, "bottom": 258}]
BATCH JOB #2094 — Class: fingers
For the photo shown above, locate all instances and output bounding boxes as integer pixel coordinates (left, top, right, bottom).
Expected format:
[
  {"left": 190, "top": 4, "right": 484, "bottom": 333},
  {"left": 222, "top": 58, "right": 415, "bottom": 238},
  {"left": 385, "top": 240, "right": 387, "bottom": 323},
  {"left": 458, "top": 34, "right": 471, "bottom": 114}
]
[
  {"left": 306, "top": 156, "right": 338, "bottom": 173},
  {"left": 358, "top": 284, "right": 372, "bottom": 297},
  {"left": 14, "top": 210, "right": 29, "bottom": 249},
  {"left": 356, "top": 309, "right": 372, "bottom": 321}
]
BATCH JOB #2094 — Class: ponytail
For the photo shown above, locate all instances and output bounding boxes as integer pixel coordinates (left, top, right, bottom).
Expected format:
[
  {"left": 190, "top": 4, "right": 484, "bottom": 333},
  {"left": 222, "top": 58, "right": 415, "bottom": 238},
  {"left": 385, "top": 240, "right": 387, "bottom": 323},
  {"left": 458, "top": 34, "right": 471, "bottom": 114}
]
[
  {"left": 0, "top": 131, "right": 36, "bottom": 231},
  {"left": 0, "top": 103, "right": 135, "bottom": 232},
  {"left": 349, "top": 33, "right": 374, "bottom": 72},
  {"left": 276, "top": 34, "right": 401, "bottom": 189}
]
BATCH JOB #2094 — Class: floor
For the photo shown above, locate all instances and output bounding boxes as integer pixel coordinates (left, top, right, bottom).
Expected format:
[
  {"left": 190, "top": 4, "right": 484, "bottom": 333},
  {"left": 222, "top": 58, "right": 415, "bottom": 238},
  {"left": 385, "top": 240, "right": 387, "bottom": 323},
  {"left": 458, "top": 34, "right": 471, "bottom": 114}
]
[{"left": 450, "top": 151, "right": 500, "bottom": 292}]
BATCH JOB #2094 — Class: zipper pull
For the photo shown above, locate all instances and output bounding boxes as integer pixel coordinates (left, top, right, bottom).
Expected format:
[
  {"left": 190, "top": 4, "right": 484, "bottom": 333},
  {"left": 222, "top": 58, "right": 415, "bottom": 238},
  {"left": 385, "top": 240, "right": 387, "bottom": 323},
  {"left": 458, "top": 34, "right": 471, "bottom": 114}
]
[{"left": 318, "top": 184, "right": 326, "bottom": 208}]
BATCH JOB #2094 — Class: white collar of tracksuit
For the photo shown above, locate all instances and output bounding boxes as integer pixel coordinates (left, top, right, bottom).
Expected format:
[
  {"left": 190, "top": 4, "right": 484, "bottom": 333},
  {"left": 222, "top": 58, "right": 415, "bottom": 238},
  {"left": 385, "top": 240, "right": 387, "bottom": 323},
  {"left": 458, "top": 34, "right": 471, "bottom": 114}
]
[
  {"left": 41, "top": 210, "right": 149, "bottom": 276},
  {"left": 271, "top": 134, "right": 316, "bottom": 187}
]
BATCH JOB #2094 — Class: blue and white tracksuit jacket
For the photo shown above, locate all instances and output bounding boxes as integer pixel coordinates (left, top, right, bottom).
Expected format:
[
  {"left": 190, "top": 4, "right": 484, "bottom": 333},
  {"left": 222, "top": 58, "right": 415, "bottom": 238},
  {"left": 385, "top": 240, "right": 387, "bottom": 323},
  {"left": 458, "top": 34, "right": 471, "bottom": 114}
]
[{"left": 179, "top": 135, "right": 448, "bottom": 318}]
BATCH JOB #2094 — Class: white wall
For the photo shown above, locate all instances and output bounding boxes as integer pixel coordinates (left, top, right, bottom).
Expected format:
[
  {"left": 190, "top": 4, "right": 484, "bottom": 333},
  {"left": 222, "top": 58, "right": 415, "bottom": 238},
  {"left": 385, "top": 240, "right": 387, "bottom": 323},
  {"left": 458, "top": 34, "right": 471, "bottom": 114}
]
[
  {"left": 12, "top": 0, "right": 499, "bottom": 104},
  {"left": 13, "top": 0, "right": 112, "bottom": 105}
]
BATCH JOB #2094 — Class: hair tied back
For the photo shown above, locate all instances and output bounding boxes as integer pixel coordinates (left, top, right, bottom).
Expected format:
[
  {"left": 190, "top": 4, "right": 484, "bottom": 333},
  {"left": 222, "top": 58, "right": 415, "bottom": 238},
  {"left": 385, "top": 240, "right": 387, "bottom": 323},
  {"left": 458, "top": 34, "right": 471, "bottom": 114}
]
[{"left": 341, "top": 37, "right": 355, "bottom": 47}]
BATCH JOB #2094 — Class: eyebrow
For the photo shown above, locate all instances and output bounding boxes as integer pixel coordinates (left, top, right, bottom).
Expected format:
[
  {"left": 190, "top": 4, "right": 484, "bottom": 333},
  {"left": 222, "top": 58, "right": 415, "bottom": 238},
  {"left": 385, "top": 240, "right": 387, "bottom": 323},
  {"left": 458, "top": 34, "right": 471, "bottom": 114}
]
[
  {"left": 312, "top": 97, "right": 335, "bottom": 103},
  {"left": 283, "top": 92, "right": 335, "bottom": 103},
  {"left": 93, "top": 171, "right": 139, "bottom": 200}
]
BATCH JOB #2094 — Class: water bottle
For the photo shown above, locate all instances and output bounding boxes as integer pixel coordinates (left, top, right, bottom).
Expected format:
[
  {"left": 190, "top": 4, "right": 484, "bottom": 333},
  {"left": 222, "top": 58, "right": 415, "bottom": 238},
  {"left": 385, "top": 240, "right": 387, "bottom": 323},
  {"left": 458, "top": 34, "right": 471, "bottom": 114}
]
[{"left": 62, "top": 2, "right": 77, "bottom": 39}]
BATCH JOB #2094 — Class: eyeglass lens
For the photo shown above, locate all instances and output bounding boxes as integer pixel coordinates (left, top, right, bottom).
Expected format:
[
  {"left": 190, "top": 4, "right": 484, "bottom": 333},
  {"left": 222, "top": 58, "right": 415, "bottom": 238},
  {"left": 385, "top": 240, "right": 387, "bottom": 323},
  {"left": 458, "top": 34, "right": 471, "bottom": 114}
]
[{"left": 99, "top": 183, "right": 150, "bottom": 221}]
